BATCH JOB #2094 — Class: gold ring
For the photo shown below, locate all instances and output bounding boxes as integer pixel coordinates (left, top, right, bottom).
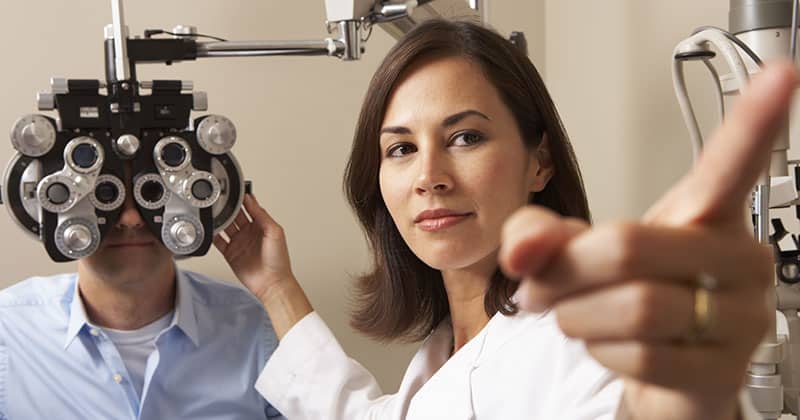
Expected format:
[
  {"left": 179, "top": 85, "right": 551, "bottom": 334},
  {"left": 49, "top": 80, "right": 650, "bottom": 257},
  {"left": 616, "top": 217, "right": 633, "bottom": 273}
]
[{"left": 684, "top": 273, "right": 717, "bottom": 343}]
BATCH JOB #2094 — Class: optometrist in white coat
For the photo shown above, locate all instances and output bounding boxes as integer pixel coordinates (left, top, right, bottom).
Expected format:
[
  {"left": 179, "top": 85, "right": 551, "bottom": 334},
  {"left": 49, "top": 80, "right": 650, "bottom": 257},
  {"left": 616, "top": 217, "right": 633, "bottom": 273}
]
[{"left": 215, "top": 21, "right": 788, "bottom": 420}]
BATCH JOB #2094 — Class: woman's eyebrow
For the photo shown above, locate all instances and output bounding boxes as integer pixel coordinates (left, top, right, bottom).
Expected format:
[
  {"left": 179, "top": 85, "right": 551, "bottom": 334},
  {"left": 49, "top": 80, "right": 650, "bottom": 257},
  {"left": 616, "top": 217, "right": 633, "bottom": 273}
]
[
  {"left": 379, "top": 126, "right": 411, "bottom": 135},
  {"left": 379, "top": 110, "right": 490, "bottom": 136},
  {"left": 442, "top": 110, "right": 491, "bottom": 127}
]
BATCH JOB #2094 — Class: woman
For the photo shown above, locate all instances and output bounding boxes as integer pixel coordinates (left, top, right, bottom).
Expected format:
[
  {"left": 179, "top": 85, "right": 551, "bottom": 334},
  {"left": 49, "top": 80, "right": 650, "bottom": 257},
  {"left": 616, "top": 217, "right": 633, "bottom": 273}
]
[{"left": 214, "top": 20, "right": 794, "bottom": 419}]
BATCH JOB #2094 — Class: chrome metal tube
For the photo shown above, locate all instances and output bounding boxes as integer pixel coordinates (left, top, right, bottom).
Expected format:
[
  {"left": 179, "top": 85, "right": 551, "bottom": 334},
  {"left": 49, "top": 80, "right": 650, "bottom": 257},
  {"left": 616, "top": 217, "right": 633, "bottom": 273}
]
[
  {"left": 196, "top": 39, "right": 341, "bottom": 58},
  {"left": 730, "top": 0, "right": 794, "bottom": 34},
  {"left": 468, "top": 0, "right": 490, "bottom": 24},
  {"left": 337, "top": 21, "right": 361, "bottom": 61},
  {"left": 110, "top": 0, "right": 130, "bottom": 81}
]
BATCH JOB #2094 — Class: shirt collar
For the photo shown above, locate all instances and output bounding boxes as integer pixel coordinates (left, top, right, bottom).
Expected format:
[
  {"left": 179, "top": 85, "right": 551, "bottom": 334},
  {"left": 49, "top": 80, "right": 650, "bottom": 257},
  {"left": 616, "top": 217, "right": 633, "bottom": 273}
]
[
  {"left": 63, "top": 268, "right": 201, "bottom": 349},
  {"left": 63, "top": 279, "right": 90, "bottom": 349},
  {"left": 172, "top": 269, "right": 200, "bottom": 347}
]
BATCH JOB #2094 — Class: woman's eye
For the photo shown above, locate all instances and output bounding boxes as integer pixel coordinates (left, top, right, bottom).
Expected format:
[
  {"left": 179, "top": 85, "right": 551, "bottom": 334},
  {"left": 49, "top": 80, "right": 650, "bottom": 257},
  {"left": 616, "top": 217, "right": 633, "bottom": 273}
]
[
  {"left": 386, "top": 143, "right": 417, "bottom": 158},
  {"left": 451, "top": 131, "right": 485, "bottom": 146}
]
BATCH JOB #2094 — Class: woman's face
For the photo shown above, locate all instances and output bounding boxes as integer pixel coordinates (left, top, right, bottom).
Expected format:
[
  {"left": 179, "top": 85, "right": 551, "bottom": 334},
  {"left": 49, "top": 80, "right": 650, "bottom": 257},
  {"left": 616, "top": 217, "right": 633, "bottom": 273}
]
[{"left": 379, "top": 55, "right": 552, "bottom": 274}]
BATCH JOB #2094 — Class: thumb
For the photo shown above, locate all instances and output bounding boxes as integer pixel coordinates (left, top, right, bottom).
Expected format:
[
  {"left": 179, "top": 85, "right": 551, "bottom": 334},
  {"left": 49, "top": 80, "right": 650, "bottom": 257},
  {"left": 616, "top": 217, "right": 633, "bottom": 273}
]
[{"left": 500, "top": 206, "right": 589, "bottom": 278}]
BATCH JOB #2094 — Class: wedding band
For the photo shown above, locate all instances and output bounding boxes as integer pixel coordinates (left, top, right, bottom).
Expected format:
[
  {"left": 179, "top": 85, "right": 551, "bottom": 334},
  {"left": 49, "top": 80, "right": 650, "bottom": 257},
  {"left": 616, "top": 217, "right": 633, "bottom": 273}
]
[{"left": 684, "top": 273, "right": 717, "bottom": 343}]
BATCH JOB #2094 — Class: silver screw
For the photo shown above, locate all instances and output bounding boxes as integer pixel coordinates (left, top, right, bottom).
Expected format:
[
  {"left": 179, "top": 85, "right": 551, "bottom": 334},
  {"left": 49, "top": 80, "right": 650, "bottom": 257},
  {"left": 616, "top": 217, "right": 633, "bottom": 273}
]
[
  {"left": 64, "top": 224, "right": 92, "bottom": 252},
  {"left": 171, "top": 221, "right": 197, "bottom": 247},
  {"left": 116, "top": 134, "right": 140, "bottom": 156}
]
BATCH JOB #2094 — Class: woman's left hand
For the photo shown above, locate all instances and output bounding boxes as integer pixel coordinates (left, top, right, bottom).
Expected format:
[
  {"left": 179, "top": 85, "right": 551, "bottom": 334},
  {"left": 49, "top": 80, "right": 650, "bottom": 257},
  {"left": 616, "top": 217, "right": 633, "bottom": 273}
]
[{"left": 499, "top": 61, "right": 797, "bottom": 420}]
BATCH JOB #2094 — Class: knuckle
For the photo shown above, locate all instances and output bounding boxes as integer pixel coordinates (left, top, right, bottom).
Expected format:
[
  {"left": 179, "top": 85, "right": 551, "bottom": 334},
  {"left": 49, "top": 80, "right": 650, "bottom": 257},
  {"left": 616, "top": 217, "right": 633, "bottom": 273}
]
[
  {"left": 627, "top": 344, "right": 658, "bottom": 378},
  {"left": 554, "top": 308, "right": 580, "bottom": 338},
  {"left": 605, "top": 223, "right": 642, "bottom": 275},
  {"left": 625, "top": 285, "right": 660, "bottom": 334},
  {"left": 271, "top": 224, "right": 286, "bottom": 238}
]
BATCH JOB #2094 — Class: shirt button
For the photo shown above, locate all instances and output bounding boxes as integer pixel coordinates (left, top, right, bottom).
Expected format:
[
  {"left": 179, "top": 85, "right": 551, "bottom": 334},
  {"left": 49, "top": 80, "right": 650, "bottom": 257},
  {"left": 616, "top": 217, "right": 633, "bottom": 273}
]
[
  {"left": 113, "top": 374, "right": 123, "bottom": 384},
  {"left": 89, "top": 328, "right": 100, "bottom": 337}
]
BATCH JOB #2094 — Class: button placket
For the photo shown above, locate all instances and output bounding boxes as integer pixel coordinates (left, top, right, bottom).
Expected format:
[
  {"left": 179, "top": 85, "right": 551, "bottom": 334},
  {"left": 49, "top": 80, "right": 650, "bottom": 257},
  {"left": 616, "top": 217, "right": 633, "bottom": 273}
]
[{"left": 85, "top": 326, "right": 140, "bottom": 418}]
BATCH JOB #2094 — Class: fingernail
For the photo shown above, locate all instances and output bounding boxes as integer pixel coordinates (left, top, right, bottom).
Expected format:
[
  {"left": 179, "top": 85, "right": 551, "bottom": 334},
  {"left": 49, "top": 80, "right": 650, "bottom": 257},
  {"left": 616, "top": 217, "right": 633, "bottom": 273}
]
[
  {"left": 516, "top": 281, "right": 548, "bottom": 313},
  {"left": 520, "top": 299, "right": 548, "bottom": 313}
]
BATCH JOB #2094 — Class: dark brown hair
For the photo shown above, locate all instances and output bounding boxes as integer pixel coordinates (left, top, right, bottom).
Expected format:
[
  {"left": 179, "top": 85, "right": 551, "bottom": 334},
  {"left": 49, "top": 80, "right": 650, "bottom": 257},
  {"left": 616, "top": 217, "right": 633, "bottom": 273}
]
[{"left": 344, "top": 20, "right": 591, "bottom": 342}]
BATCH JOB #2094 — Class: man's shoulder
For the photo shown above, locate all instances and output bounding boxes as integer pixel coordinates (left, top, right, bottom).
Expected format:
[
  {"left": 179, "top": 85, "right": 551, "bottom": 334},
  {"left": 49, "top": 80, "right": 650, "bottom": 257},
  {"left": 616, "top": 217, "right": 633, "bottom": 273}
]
[
  {"left": 0, "top": 273, "right": 76, "bottom": 308},
  {"left": 179, "top": 270, "right": 277, "bottom": 344},
  {"left": 180, "top": 270, "right": 262, "bottom": 309}
]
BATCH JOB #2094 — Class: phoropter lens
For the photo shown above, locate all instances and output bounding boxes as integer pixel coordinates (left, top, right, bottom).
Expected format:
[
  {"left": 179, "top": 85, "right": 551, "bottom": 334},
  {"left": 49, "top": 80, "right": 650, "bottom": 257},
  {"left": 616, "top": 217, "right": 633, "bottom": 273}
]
[
  {"left": 46, "top": 182, "right": 70, "bottom": 205},
  {"left": 71, "top": 143, "right": 98, "bottom": 169},
  {"left": 140, "top": 180, "right": 164, "bottom": 203},
  {"left": 95, "top": 182, "right": 119, "bottom": 204},
  {"left": 161, "top": 143, "right": 187, "bottom": 167}
]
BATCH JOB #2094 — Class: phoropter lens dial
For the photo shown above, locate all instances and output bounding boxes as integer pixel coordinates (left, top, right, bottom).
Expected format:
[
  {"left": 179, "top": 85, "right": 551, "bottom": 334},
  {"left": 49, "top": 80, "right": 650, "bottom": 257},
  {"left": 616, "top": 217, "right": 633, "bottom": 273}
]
[
  {"left": 196, "top": 115, "right": 237, "bottom": 155},
  {"left": 133, "top": 173, "right": 170, "bottom": 210},
  {"left": 54, "top": 218, "right": 101, "bottom": 259},
  {"left": 154, "top": 137, "right": 191, "bottom": 172},
  {"left": 89, "top": 174, "right": 126, "bottom": 211},
  {"left": 37, "top": 175, "right": 76, "bottom": 213},
  {"left": 65, "top": 137, "right": 104, "bottom": 174},
  {"left": 11, "top": 114, "right": 56, "bottom": 157}
]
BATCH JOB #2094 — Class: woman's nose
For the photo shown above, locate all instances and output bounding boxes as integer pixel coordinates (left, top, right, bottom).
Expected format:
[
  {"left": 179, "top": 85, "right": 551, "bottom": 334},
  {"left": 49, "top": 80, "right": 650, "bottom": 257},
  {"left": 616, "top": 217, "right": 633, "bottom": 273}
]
[{"left": 413, "top": 150, "right": 453, "bottom": 195}]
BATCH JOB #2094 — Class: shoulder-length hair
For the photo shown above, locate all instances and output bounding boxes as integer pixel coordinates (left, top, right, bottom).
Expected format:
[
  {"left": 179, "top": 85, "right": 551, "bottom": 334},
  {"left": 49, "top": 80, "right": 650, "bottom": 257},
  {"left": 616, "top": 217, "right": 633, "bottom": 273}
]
[{"left": 344, "top": 19, "right": 591, "bottom": 342}]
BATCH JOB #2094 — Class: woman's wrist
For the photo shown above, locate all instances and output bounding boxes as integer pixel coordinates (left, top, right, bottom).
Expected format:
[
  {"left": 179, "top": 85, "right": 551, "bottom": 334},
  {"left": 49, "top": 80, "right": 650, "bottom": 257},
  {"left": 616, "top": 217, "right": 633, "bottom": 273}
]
[{"left": 257, "top": 274, "right": 313, "bottom": 339}]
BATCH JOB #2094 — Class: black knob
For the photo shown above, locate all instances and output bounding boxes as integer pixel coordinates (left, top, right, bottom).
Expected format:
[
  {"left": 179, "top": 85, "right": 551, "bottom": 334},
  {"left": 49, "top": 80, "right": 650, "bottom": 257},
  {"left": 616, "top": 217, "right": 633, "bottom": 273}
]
[
  {"left": 72, "top": 143, "right": 98, "bottom": 169},
  {"left": 140, "top": 180, "right": 164, "bottom": 203},
  {"left": 191, "top": 179, "right": 214, "bottom": 200},
  {"left": 161, "top": 143, "right": 187, "bottom": 167},
  {"left": 47, "top": 183, "right": 70, "bottom": 205},
  {"left": 95, "top": 182, "right": 119, "bottom": 204}
]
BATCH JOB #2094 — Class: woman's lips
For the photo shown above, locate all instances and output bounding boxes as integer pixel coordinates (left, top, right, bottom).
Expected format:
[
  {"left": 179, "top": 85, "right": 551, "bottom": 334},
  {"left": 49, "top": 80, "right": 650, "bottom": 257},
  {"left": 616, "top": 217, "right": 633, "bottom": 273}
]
[
  {"left": 415, "top": 210, "right": 473, "bottom": 232},
  {"left": 416, "top": 215, "right": 471, "bottom": 232}
]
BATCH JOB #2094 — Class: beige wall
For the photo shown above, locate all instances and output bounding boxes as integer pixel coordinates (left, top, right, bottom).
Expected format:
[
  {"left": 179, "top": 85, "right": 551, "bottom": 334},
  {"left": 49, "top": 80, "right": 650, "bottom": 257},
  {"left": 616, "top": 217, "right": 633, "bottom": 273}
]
[
  {"left": 544, "top": 0, "right": 731, "bottom": 221},
  {"left": 0, "top": 0, "right": 544, "bottom": 391}
]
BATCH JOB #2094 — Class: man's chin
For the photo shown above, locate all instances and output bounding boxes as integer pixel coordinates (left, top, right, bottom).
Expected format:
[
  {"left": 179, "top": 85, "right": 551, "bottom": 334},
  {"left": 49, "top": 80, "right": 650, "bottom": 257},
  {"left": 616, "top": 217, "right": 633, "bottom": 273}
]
[{"left": 84, "top": 247, "right": 172, "bottom": 274}]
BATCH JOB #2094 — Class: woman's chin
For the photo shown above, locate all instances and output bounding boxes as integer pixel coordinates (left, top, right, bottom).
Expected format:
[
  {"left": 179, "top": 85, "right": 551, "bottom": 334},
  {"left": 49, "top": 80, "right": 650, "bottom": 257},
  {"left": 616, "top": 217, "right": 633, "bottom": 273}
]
[{"left": 416, "top": 250, "right": 489, "bottom": 272}]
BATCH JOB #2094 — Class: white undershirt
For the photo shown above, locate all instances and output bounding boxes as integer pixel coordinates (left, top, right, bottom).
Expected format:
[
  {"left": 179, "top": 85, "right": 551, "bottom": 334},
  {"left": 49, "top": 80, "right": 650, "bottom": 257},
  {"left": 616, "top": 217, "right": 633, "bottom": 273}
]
[{"left": 102, "top": 311, "right": 174, "bottom": 399}]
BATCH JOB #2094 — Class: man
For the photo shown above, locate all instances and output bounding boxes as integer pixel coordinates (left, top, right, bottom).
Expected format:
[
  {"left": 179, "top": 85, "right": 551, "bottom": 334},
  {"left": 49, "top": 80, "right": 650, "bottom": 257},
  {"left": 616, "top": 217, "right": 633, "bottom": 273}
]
[{"left": 0, "top": 175, "right": 284, "bottom": 419}]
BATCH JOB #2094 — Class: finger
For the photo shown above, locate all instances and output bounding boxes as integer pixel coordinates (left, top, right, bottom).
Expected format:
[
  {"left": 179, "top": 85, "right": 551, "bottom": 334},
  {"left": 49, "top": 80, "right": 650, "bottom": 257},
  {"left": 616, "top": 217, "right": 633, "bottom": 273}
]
[
  {"left": 234, "top": 208, "right": 250, "bottom": 229},
  {"left": 499, "top": 205, "right": 589, "bottom": 277},
  {"left": 553, "top": 282, "right": 765, "bottom": 344},
  {"left": 213, "top": 234, "right": 229, "bottom": 255},
  {"left": 587, "top": 341, "right": 750, "bottom": 393},
  {"left": 243, "top": 194, "right": 279, "bottom": 230},
  {"left": 224, "top": 221, "right": 239, "bottom": 239},
  {"left": 645, "top": 61, "right": 798, "bottom": 225},
  {"left": 520, "top": 223, "right": 772, "bottom": 309}
]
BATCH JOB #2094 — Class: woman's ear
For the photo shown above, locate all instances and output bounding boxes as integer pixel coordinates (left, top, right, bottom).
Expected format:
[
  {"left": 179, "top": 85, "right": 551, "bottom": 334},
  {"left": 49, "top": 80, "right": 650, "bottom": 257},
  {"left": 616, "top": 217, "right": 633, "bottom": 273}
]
[{"left": 528, "top": 133, "right": 554, "bottom": 193}]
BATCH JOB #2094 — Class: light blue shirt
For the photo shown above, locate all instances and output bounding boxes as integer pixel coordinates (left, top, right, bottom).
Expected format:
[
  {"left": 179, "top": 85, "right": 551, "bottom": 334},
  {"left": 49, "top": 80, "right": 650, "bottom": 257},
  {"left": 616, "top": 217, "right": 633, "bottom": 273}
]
[{"left": 0, "top": 270, "right": 284, "bottom": 420}]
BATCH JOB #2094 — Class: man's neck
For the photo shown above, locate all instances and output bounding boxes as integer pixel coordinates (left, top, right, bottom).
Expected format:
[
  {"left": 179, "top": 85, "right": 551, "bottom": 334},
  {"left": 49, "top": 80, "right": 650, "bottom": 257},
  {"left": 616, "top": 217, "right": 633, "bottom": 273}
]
[{"left": 76, "top": 262, "right": 177, "bottom": 330}]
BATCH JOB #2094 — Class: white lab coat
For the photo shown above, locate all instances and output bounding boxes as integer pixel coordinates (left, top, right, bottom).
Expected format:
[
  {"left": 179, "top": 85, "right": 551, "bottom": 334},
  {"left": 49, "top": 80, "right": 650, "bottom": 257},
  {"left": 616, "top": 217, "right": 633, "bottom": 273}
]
[{"left": 255, "top": 309, "right": 624, "bottom": 419}]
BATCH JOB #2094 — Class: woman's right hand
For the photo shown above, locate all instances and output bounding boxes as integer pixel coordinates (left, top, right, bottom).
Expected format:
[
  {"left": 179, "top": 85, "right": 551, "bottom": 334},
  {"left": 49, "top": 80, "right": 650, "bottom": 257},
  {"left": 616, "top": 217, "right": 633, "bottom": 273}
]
[
  {"left": 214, "top": 194, "right": 313, "bottom": 337},
  {"left": 499, "top": 61, "right": 797, "bottom": 420}
]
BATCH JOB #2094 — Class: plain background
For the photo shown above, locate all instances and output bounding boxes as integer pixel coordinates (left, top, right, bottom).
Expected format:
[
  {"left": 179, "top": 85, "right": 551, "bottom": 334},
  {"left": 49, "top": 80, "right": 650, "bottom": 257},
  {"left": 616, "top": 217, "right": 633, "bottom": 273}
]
[{"left": 0, "top": 0, "right": 794, "bottom": 392}]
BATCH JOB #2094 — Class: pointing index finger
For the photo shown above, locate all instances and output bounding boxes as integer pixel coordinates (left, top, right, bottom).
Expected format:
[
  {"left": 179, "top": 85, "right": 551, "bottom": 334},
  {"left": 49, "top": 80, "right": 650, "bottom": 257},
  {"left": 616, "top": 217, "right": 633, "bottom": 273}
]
[{"left": 646, "top": 61, "right": 798, "bottom": 226}]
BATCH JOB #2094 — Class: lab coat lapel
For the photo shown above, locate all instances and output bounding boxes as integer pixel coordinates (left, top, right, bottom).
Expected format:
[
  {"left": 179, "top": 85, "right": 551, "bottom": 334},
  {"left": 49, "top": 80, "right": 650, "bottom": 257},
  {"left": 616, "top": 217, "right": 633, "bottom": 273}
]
[{"left": 405, "top": 314, "right": 512, "bottom": 420}]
